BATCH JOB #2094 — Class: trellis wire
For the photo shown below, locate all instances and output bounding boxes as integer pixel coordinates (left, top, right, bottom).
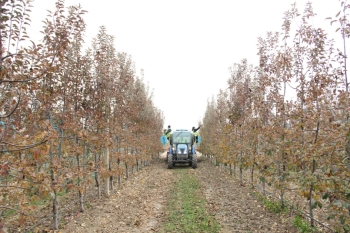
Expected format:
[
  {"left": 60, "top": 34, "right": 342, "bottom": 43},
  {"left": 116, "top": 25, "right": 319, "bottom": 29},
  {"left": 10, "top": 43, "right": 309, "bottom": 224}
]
[
  {"left": 24, "top": 187, "right": 96, "bottom": 233},
  {"left": 207, "top": 155, "right": 335, "bottom": 232},
  {"left": 257, "top": 186, "right": 335, "bottom": 232},
  {"left": 24, "top": 160, "right": 149, "bottom": 232}
]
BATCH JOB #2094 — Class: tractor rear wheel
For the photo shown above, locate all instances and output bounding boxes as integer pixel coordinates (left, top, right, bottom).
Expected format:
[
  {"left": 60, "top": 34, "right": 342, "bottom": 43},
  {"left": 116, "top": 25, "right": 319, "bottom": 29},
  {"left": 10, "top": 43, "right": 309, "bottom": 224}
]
[
  {"left": 191, "top": 153, "right": 197, "bottom": 169},
  {"left": 167, "top": 154, "right": 173, "bottom": 169}
]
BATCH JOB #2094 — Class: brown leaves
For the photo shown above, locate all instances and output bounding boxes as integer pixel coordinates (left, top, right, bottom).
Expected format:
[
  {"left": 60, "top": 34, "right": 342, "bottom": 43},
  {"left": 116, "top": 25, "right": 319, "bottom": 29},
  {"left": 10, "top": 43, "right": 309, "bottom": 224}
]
[
  {"left": 18, "top": 215, "right": 25, "bottom": 227},
  {"left": 0, "top": 220, "right": 5, "bottom": 233},
  {"left": 0, "top": 1, "right": 162, "bottom": 233},
  {"left": 200, "top": 2, "right": 350, "bottom": 231},
  {"left": 0, "top": 163, "right": 9, "bottom": 177},
  {"left": 33, "top": 149, "right": 40, "bottom": 160}
]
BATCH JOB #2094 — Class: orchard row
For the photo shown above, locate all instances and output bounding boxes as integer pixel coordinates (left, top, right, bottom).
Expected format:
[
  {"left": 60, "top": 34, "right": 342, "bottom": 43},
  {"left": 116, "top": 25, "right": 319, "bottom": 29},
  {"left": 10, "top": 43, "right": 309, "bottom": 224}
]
[
  {"left": 0, "top": 0, "right": 164, "bottom": 231},
  {"left": 200, "top": 2, "right": 350, "bottom": 232}
]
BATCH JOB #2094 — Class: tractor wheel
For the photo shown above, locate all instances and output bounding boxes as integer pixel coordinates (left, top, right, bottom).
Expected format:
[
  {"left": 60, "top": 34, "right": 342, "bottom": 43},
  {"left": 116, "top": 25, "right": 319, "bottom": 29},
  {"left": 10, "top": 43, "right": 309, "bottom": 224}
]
[
  {"left": 191, "top": 153, "right": 197, "bottom": 169},
  {"left": 167, "top": 154, "right": 173, "bottom": 169}
]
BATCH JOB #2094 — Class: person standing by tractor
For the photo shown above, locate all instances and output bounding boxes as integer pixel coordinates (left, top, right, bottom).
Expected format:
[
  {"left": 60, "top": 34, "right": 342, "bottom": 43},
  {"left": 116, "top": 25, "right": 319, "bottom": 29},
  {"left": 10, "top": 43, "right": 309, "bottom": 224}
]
[
  {"left": 192, "top": 125, "right": 201, "bottom": 143},
  {"left": 161, "top": 129, "right": 168, "bottom": 146},
  {"left": 165, "top": 125, "right": 172, "bottom": 144}
]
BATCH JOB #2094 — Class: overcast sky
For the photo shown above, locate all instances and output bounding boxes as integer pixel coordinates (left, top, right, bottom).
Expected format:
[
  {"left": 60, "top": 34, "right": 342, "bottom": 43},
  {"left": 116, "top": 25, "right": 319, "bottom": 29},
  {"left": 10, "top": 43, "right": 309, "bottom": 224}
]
[{"left": 27, "top": 0, "right": 340, "bottom": 132}]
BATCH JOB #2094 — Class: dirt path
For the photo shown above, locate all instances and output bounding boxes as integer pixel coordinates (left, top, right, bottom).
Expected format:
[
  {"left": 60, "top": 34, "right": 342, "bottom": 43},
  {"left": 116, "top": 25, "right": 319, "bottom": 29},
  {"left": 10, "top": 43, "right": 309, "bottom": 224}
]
[
  {"left": 63, "top": 156, "right": 174, "bottom": 233},
  {"left": 194, "top": 158, "right": 298, "bottom": 233},
  {"left": 62, "top": 154, "right": 298, "bottom": 233}
]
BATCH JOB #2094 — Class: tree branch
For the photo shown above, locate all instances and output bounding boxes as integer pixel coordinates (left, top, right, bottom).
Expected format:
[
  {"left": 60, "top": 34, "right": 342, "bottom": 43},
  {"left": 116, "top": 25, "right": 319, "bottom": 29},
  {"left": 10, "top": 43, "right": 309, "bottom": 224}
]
[
  {"left": 0, "top": 138, "right": 48, "bottom": 152},
  {"left": 0, "top": 89, "right": 21, "bottom": 118}
]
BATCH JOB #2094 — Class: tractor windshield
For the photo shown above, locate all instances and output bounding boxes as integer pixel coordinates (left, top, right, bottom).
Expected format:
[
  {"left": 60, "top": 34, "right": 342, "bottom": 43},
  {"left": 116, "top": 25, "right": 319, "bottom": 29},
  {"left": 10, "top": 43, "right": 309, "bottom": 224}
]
[{"left": 172, "top": 131, "right": 192, "bottom": 144}]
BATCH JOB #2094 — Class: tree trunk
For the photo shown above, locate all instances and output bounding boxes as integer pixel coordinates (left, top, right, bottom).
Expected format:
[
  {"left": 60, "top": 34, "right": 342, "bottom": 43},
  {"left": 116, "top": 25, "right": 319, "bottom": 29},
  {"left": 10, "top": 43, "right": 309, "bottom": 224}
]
[
  {"left": 110, "top": 175, "right": 113, "bottom": 191},
  {"left": 250, "top": 163, "right": 255, "bottom": 188},
  {"left": 234, "top": 163, "right": 237, "bottom": 178},
  {"left": 262, "top": 179, "right": 266, "bottom": 196},
  {"left": 240, "top": 131, "right": 244, "bottom": 186},
  {"left": 109, "top": 143, "right": 113, "bottom": 191},
  {"left": 52, "top": 189, "right": 58, "bottom": 230},
  {"left": 346, "top": 130, "right": 350, "bottom": 176},
  {"left": 76, "top": 154, "right": 85, "bottom": 212},
  {"left": 240, "top": 165, "right": 243, "bottom": 186},
  {"left": 83, "top": 142, "right": 87, "bottom": 204},
  {"left": 240, "top": 151, "right": 243, "bottom": 186},
  {"left": 309, "top": 158, "right": 316, "bottom": 227},
  {"left": 117, "top": 158, "right": 121, "bottom": 186},
  {"left": 125, "top": 163, "right": 128, "bottom": 179},
  {"left": 95, "top": 153, "right": 101, "bottom": 198},
  {"left": 277, "top": 151, "right": 284, "bottom": 210},
  {"left": 50, "top": 140, "right": 59, "bottom": 230},
  {"left": 309, "top": 185, "right": 314, "bottom": 227},
  {"left": 104, "top": 147, "right": 110, "bottom": 196}
]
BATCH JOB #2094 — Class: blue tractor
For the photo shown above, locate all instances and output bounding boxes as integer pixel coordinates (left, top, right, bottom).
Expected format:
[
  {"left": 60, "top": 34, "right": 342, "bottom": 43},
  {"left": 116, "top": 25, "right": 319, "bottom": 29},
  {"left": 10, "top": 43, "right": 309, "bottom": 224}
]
[{"left": 167, "top": 129, "right": 197, "bottom": 169}]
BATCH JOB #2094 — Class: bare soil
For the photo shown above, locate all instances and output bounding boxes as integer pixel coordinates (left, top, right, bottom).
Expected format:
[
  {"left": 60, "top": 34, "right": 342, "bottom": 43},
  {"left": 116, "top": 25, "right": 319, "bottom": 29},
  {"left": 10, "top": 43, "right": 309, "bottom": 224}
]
[
  {"left": 59, "top": 153, "right": 301, "bottom": 233},
  {"left": 62, "top": 157, "right": 174, "bottom": 233},
  {"left": 194, "top": 159, "right": 298, "bottom": 233}
]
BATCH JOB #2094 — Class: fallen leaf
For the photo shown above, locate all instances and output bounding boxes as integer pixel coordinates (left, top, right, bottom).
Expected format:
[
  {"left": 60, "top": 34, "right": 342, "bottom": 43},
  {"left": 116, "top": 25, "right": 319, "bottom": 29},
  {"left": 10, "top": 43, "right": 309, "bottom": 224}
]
[{"left": 19, "top": 215, "right": 25, "bottom": 227}]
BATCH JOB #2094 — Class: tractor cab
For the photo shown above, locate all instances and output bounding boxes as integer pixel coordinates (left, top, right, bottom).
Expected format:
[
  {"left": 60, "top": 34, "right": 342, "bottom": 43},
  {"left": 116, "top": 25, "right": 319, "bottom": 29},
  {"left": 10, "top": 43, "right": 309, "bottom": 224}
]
[{"left": 167, "top": 129, "right": 197, "bottom": 169}]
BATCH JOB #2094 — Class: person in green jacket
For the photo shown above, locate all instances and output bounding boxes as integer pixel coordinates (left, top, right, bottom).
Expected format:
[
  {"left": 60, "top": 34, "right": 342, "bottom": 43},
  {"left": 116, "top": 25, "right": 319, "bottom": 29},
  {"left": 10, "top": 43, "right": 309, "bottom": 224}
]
[
  {"left": 192, "top": 125, "right": 201, "bottom": 143},
  {"left": 165, "top": 125, "right": 172, "bottom": 144}
]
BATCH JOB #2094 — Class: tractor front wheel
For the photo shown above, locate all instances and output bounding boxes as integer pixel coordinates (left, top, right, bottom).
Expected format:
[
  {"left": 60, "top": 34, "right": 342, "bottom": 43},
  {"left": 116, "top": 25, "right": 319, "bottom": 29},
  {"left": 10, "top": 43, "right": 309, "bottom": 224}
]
[
  {"left": 191, "top": 153, "right": 197, "bottom": 169},
  {"left": 168, "top": 154, "right": 173, "bottom": 169}
]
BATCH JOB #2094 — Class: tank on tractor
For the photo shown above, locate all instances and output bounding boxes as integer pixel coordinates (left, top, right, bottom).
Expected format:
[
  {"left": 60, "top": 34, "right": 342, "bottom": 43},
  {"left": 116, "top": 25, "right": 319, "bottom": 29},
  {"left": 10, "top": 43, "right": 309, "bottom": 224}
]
[{"left": 167, "top": 129, "right": 197, "bottom": 169}]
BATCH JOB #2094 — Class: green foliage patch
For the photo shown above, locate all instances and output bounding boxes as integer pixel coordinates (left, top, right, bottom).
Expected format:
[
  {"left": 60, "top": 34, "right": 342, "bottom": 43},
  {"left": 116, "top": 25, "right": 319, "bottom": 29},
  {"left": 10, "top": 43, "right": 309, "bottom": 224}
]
[
  {"left": 255, "top": 192, "right": 289, "bottom": 214},
  {"left": 292, "top": 215, "right": 316, "bottom": 233},
  {"left": 262, "top": 197, "right": 288, "bottom": 214},
  {"left": 2, "top": 209, "right": 15, "bottom": 218},
  {"left": 160, "top": 169, "right": 220, "bottom": 233}
]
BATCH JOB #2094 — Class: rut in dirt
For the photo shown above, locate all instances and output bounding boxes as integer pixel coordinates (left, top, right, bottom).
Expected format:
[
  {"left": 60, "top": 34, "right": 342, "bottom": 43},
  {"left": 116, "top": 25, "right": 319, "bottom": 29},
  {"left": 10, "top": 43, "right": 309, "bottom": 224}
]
[{"left": 62, "top": 156, "right": 298, "bottom": 233}]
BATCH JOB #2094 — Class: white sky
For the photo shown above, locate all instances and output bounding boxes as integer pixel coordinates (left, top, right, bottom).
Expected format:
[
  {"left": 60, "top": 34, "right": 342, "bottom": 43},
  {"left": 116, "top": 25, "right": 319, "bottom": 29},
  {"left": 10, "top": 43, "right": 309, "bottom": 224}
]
[{"left": 27, "top": 0, "right": 340, "bottom": 131}]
